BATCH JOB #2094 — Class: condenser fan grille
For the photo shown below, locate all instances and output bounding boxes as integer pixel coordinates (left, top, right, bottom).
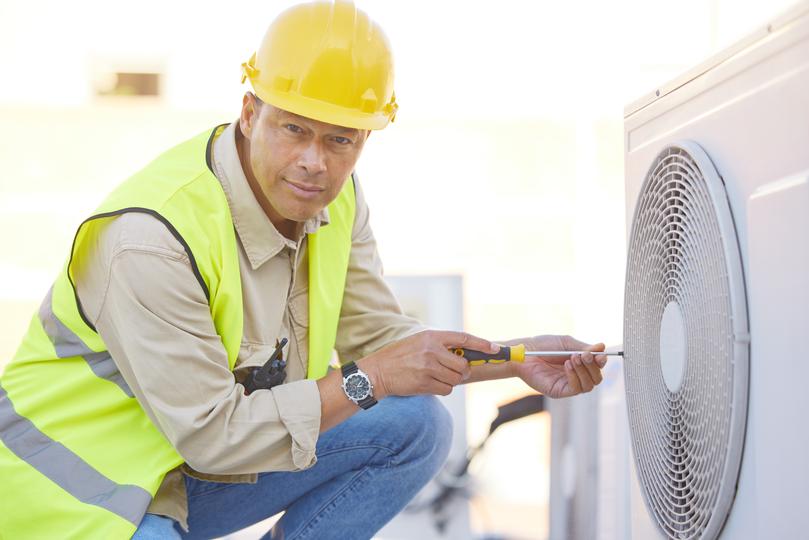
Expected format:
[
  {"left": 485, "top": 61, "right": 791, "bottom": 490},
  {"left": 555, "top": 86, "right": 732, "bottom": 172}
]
[{"left": 624, "top": 142, "right": 749, "bottom": 540}]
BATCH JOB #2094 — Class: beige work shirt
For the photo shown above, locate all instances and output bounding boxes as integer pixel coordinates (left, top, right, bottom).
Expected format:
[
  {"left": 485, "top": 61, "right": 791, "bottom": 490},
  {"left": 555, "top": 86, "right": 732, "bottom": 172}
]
[{"left": 73, "top": 122, "right": 422, "bottom": 529}]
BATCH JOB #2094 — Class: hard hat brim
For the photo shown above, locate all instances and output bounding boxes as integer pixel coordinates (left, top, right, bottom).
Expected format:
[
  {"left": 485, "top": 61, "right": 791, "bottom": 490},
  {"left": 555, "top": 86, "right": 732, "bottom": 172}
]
[{"left": 253, "top": 83, "right": 393, "bottom": 131}]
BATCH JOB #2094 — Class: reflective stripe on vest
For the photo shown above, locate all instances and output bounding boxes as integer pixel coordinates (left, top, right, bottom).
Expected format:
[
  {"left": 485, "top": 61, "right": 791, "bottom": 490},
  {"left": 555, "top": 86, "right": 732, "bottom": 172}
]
[{"left": 0, "top": 126, "right": 355, "bottom": 538}]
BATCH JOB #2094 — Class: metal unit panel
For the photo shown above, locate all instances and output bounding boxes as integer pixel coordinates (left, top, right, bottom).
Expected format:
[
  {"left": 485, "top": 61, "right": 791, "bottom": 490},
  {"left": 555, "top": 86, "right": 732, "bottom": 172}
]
[
  {"left": 622, "top": 4, "right": 809, "bottom": 539},
  {"left": 722, "top": 173, "right": 809, "bottom": 538}
]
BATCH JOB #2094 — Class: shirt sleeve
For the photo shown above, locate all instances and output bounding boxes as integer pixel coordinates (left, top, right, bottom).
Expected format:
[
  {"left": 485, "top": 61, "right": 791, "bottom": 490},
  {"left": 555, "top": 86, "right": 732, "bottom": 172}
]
[
  {"left": 74, "top": 212, "right": 320, "bottom": 475},
  {"left": 334, "top": 176, "right": 426, "bottom": 362}
]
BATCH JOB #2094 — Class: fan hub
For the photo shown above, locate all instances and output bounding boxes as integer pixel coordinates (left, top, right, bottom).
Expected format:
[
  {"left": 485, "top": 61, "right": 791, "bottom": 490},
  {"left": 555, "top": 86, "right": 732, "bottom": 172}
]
[{"left": 660, "top": 301, "right": 686, "bottom": 393}]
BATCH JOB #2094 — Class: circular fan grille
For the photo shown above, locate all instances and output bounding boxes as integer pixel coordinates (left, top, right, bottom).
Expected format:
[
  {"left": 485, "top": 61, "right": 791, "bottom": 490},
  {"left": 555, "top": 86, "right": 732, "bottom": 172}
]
[{"left": 624, "top": 142, "right": 749, "bottom": 540}]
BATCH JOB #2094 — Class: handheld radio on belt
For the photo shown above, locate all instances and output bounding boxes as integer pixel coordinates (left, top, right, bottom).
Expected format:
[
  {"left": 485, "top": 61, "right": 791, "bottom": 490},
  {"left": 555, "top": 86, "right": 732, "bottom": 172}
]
[{"left": 243, "top": 338, "right": 288, "bottom": 395}]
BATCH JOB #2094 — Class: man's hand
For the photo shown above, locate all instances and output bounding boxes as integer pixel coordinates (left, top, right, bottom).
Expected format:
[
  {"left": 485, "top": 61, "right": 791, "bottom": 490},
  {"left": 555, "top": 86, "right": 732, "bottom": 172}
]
[
  {"left": 358, "top": 330, "right": 497, "bottom": 398},
  {"left": 510, "top": 335, "right": 607, "bottom": 398}
]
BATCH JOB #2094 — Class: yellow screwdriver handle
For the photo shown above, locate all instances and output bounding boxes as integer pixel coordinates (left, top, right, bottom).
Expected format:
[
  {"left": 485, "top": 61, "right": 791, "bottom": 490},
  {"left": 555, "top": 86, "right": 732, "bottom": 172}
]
[{"left": 451, "top": 344, "right": 526, "bottom": 366}]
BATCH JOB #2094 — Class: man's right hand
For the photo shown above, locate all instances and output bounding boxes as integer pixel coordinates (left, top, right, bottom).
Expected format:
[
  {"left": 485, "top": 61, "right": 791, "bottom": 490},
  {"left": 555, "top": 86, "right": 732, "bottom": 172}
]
[{"left": 357, "top": 330, "right": 498, "bottom": 399}]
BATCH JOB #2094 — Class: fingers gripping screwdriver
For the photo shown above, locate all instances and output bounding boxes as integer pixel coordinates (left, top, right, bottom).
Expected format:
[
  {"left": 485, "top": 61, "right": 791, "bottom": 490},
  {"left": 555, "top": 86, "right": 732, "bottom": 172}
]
[{"left": 452, "top": 345, "right": 624, "bottom": 366}]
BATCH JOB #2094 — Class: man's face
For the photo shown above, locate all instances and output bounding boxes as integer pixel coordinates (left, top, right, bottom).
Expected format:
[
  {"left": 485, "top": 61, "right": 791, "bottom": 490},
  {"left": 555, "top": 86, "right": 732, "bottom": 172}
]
[{"left": 238, "top": 94, "right": 368, "bottom": 228}]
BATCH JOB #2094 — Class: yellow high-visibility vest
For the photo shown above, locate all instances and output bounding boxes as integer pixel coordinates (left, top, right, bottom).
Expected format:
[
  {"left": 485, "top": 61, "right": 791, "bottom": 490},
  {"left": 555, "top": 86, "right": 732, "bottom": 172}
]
[{"left": 0, "top": 126, "right": 355, "bottom": 538}]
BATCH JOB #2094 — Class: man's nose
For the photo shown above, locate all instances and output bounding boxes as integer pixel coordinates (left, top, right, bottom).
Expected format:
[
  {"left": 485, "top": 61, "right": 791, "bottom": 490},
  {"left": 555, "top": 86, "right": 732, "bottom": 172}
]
[{"left": 297, "top": 141, "right": 327, "bottom": 175}]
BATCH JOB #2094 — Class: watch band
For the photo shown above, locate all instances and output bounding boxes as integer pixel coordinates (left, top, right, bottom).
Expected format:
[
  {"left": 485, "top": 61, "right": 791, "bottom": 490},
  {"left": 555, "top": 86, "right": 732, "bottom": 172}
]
[
  {"left": 357, "top": 394, "right": 377, "bottom": 409},
  {"left": 342, "top": 361, "right": 359, "bottom": 376},
  {"left": 341, "top": 362, "right": 377, "bottom": 410}
]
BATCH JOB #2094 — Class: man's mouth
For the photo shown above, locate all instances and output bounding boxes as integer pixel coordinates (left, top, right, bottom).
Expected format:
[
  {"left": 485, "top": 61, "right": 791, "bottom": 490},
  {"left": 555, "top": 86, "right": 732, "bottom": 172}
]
[{"left": 284, "top": 178, "right": 325, "bottom": 196}]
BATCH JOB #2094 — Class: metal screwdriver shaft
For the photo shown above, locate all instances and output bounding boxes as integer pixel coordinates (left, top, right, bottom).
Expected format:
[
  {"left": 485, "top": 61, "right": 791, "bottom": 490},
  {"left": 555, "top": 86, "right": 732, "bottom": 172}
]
[{"left": 524, "top": 350, "right": 624, "bottom": 357}]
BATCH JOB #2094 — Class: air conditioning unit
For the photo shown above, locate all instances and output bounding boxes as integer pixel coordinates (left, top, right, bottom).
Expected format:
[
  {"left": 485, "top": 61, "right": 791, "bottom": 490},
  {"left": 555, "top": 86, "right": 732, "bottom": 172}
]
[{"left": 621, "top": 3, "right": 809, "bottom": 539}]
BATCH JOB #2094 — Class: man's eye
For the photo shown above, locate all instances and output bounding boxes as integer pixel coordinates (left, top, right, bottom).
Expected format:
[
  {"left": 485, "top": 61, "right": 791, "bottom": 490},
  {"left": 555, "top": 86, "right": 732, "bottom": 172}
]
[
  {"left": 333, "top": 136, "right": 352, "bottom": 145},
  {"left": 285, "top": 124, "right": 304, "bottom": 134}
]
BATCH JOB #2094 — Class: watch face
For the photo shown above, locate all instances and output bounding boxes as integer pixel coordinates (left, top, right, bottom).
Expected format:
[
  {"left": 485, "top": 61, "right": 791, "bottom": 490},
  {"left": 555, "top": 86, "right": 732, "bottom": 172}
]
[{"left": 345, "top": 373, "right": 371, "bottom": 400}]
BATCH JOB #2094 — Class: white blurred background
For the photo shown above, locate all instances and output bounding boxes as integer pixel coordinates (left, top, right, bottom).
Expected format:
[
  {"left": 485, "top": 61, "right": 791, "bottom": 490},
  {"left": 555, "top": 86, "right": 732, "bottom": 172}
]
[{"left": 0, "top": 0, "right": 799, "bottom": 538}]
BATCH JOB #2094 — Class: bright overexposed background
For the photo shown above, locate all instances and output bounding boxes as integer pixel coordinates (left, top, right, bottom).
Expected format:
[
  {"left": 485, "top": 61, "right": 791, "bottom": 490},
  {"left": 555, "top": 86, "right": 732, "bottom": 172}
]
[{"left": 0, "top": 0, "right": 799, "bottom": 538}]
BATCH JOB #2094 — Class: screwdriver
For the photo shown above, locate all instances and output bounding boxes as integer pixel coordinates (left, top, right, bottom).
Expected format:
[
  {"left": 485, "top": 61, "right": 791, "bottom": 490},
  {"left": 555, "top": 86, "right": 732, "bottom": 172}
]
[{"left": 451, "top": 345, "right": 624, "bottom": 366}]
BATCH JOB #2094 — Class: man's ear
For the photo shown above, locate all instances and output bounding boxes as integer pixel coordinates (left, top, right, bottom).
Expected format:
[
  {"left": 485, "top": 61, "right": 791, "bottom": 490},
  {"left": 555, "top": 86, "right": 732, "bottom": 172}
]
[{"left": 240, "top": 92, "right": 259, "bottom": 138}]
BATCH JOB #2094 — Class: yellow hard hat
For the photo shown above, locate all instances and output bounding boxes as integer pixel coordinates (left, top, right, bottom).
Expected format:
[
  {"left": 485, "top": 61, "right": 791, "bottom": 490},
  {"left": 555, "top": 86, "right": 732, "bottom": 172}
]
[{"left": 241, "top": 0, "right": 398, "bottom": 130}]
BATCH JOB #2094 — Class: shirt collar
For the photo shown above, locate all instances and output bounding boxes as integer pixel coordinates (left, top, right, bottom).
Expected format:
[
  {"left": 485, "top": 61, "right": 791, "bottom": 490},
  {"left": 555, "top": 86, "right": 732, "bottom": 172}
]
[{"left": 210, "top": 122, "right": 329, "bottom": 270}]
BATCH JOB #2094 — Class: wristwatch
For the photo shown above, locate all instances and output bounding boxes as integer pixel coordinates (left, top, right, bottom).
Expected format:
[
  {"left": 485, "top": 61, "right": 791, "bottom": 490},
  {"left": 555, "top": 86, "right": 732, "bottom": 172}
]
[{"left": 340, "top": 362, "right": 377, "bottom": 409}]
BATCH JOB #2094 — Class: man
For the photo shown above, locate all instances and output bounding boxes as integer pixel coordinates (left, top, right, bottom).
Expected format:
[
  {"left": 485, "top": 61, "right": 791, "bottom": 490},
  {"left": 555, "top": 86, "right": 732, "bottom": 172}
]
[{"left": 0, "top": 2, "right": 607, "bottom": 538}]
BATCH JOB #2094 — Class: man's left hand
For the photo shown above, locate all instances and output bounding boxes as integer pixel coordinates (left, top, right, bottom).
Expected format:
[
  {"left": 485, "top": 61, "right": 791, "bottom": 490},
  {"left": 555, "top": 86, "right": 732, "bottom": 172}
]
[{"left": 510, "top": 335, "right": 607, "bottom": 398}]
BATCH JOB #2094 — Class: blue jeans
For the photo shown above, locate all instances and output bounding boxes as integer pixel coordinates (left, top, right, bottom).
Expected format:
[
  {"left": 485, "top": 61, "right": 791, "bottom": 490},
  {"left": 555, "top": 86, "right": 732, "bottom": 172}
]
[{"left": 132, "top": 395, "right": 452, "bottom": 540}]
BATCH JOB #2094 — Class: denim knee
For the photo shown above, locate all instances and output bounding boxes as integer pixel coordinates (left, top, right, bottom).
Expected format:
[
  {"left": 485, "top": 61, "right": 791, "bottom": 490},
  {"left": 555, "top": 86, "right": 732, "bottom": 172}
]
[{"left": 387, "top": 395, "right": 453, "bottom": 474}]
